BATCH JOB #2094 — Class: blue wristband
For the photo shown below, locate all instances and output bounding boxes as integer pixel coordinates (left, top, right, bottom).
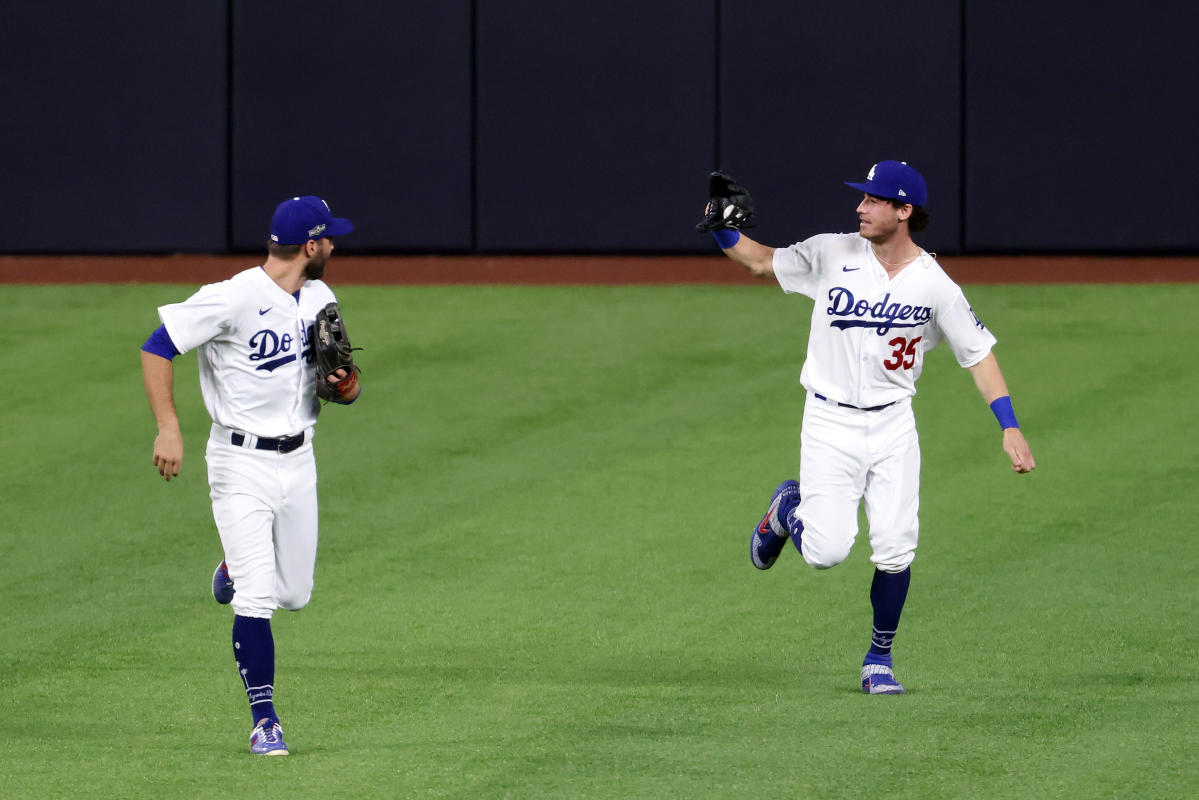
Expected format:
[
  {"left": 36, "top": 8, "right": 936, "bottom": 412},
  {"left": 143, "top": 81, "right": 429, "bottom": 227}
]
[
  {"left": 711, "top": 228, "right": 740, "bottom": 249},
  {"left": 989, "top": 396, "right": 1019, "bottom": 430}
]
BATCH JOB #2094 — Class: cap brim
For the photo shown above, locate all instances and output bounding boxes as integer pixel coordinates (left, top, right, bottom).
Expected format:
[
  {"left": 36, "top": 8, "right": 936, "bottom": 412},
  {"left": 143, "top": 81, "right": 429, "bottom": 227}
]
[
  {"left": 844, "top": 181, "right": 915, "bottom": 205},
  {"left": 325, "top": 217, "right": 353, "bottom": 237},
  {"left": 848, "top": 181, "right": 896, "bottom": 197}
]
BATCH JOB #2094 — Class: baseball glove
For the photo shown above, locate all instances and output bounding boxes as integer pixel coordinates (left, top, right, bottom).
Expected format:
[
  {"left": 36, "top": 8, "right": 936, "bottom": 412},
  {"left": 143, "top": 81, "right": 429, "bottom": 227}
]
[
  {"left": 313, "top": 302, "right": 361, "bottom": 403},
  {"left": 695, "top": 171, "right": 756, "bottom": 233}
]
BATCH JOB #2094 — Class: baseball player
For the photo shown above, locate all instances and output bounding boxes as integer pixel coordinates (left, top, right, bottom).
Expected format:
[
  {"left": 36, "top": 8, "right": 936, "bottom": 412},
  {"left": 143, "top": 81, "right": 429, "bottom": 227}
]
[
  {"left": 140, "top": 196, "right": 361, "bottom": 754},
  {"left": 697, "top": 161, "right": 1035, "bottom": 694}
]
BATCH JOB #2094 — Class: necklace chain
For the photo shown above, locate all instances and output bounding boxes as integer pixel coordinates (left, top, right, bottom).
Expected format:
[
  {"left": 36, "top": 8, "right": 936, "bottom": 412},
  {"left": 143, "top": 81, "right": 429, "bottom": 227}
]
[{"left": 871, "top": 243, "right": 920, "bottom": 269}]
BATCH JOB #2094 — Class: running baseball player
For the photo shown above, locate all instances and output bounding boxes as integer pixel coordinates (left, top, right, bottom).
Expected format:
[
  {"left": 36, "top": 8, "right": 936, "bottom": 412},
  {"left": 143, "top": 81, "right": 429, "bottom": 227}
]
[
  {"left": 697, "top": 161, "right": 1035, "bottom": 694},
  {"left": 140, "top": 196, "right": 361, "bottom": 754}
]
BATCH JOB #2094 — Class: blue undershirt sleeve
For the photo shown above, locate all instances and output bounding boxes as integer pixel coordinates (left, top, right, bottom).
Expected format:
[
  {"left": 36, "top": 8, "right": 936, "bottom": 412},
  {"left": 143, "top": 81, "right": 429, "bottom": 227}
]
[{"left": 141, "top": 324, "right": 180, "bottom": 360}]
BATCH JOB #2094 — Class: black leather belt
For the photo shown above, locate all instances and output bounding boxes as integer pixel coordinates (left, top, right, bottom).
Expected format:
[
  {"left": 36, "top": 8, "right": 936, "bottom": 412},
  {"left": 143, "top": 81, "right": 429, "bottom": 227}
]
[
  {"left": 231, "top": 431, "right": 306, "bottom": 453},
  {"left": 814, "top": 393, "right": 897, "bottom": 412}
]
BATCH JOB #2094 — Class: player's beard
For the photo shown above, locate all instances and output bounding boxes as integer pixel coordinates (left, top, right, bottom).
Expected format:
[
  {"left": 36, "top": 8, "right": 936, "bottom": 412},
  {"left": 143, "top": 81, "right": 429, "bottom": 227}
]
[{"left": 303, "top": 252, "right": 327, "bottom": 281}]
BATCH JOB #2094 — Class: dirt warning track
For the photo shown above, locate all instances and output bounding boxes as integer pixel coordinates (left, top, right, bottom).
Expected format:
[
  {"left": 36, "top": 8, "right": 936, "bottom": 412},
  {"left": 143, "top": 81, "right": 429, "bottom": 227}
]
[{"left": 2, "top": 254, "right": 1196, "bottom": 285}]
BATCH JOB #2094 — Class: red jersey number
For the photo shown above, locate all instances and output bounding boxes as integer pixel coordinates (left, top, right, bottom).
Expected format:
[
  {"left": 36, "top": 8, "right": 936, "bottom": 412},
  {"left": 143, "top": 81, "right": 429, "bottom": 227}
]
[{"left": 883, "top": 336, "right": 922, "bottom": 371}]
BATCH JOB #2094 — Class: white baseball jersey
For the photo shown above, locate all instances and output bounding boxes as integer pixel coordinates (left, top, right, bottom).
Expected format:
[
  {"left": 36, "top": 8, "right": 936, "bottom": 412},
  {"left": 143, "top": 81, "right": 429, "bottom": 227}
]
[
  {"left": 158, "top": 265, "right": 337, "bottom": 619},
  {"left": 158, "top": 266, "right": 336, "bottom": 438},
  {"left": 773, "top": 233, "right": 996, "bottom": 408}
]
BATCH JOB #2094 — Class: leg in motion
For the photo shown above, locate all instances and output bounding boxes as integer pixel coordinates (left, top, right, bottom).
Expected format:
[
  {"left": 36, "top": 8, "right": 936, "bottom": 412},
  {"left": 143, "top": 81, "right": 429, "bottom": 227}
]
[
  {"left": 861, "top": 567, "right": 911, "bottom": 695},
  {"left": 233, "top": 615, "right": 289, "bottom": 755},
  {"left": 750, "top": 480, "right": 801, "bottom": 569}
]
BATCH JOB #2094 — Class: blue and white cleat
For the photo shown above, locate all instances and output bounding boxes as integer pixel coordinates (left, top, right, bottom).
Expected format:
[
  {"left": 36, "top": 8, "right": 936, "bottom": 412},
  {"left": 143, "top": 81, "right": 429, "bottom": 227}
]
[
  {"left": 212, "top": 560, "right": 235, "bottom": 605},
  {"left": 751, "top": 480, "right": 800, "bottom": 570},
  {"left": 861, "top": 663, "right": 906, "bottom": 695},
  {"left": 249, "top": 718, "right": 289, "bottom": 755}
]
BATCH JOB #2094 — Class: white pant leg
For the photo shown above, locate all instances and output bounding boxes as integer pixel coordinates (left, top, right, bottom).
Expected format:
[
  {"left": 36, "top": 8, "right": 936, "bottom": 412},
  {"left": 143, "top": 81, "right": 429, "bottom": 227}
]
[
  {"left": 271, "top": 443, "right": 318, "bottom": 611},
  {"left": 862, "top": 400, "right": 920, "bottom": 573},
  {"left": 206, "top": 437, "right": 319, "bottom": 618},
  {"left": 207, "top": 439, "right": 280, "bottom": 619},
  {"left": 796, "top": 398, "right": 869, "bottom": 569}
]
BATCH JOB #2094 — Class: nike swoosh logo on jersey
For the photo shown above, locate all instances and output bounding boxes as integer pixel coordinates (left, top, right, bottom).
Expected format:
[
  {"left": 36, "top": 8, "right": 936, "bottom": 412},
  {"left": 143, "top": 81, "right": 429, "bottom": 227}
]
[
  {"left": 258, "top": 307, "right": 272, "bottom": 315},
  {"left": 842, "top": 266, "right": 860, "bottom": 272}
]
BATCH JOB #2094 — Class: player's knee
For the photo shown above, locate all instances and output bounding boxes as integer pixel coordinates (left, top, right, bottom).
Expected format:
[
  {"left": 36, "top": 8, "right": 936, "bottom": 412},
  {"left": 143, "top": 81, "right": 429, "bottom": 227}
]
[
  {"left": 799, "top": 534, "right": 853, "bottom": 569},
  {"left": 802, "top": 550, "right": 851, "bottom": 570},
  {"left": 276, "top": 587, "right": 312, "bottom": 611}
]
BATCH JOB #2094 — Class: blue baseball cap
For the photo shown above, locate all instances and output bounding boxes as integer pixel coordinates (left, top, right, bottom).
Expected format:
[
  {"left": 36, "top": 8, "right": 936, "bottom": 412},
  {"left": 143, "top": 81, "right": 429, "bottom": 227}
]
[
  {"left": 845, "top": 160, "right": 927, "bottom": 207},
  {"left": 269, "top": 196, "right": 354, "bottom": 245}
]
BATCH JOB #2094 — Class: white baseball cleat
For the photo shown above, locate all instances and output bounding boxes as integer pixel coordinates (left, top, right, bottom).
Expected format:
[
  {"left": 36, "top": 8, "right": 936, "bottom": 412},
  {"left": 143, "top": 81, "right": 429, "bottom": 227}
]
[
  {"left": 249, "top": 718, "right": 289, "bottom": 755},
  {"left": 861, "top": 663, "right": 906, "bottom": 694}
]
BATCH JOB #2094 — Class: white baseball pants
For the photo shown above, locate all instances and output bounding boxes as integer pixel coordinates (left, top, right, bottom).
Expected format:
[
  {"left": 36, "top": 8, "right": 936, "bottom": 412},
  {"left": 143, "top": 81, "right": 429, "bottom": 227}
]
[
  {"left": 205, "top": 426, "right": 319, "bottom": 619},
  {"left": 795, "top": 394, "right": 919, "bottom": 573}
]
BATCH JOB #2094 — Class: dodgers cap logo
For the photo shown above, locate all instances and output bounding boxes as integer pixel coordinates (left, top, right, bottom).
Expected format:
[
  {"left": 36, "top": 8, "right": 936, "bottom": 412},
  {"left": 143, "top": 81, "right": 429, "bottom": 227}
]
[{"left": 845, "top": 160, "right": 927, "bottom": 207}]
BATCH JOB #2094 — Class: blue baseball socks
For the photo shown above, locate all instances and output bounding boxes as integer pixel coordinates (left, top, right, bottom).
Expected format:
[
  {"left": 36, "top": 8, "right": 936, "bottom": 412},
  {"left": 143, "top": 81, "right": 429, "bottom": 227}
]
[
  {"left": 779, "top": 493, "right": 803, "bottom": 549},
  {"left": 864, "top": 566, "right": 911, "bottom": 668},
  {"left": 233, "top": 615, "right": 278, "bottom": 725}
]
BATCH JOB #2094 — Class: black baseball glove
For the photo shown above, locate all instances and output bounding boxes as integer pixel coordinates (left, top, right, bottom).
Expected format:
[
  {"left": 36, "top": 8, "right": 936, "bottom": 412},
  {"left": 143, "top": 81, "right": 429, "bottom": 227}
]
[
  {"left": 695, "top": 171, "right": 756, "bottom": 233},
  {"left": 313, "top": 302, "right": 361, "bottom": 403}
]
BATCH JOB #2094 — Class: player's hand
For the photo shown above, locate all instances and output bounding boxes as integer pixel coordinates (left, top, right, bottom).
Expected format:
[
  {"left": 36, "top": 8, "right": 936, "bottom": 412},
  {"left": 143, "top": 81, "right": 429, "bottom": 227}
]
[
  {"left": 1002, "top": 428, "right": 1035, "bottom": 473},
  {"left": 152, "top": 427, "right": 183, "bottom": 481},
  {"left": 326, "top": 367, "right": 361, "bottom": 402},
  {"left": 696, "top": 171, "right": 755, "bottom": 232}
]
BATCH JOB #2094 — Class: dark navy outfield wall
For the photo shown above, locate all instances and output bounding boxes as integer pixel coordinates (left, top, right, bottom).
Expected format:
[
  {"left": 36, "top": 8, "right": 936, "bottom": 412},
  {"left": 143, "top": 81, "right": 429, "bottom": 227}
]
[
  {"left": 4, "top": 1, "right": 1196, "bottom": 255},
  {"left": 964, "top": 2, "right": 1199, "bottom": 252},
  {"left": 3, "top": 3, "right": 228, "bottom": 252},
  {"left": 722, "top": 0, "right": 962, "bottom": 255}
]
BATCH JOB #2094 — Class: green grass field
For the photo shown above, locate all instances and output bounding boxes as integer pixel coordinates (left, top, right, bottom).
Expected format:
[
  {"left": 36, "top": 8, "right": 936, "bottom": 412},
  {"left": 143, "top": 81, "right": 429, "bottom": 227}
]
[{"left": 2, "top": 281, "right": 1197, "bottom": 799}]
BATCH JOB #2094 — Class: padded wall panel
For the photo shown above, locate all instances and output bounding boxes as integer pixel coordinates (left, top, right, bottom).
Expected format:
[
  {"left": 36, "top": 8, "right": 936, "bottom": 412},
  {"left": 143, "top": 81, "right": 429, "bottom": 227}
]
[
  {"left": 3, "top": 3, "right": 227, "bottom": 252},
  {"left": 965, "top": 2, "right": 1199, "bottom": 251},
  {"left": 721, "top": 1, "right": 962, "bottom": 255},
  {"left": 476, "top": 1, "right": 716, "bottom": 251},
  {"left": 232, "top": 1, "right": 471, "bottom": 252}
]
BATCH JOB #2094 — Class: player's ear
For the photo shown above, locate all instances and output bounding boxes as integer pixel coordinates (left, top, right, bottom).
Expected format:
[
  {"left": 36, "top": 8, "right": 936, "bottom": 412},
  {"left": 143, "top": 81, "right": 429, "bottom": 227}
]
[{"left": 897, "top": 204, "right": 913, "bottom": 222}]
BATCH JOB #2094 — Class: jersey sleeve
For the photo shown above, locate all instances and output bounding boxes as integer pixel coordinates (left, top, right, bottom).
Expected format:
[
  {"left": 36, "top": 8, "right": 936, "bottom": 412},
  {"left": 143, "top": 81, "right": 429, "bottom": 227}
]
[
  {"left": 157, "top": 281, "right": 232, "bottom": 355},
  {"left": 932, "top": 287, "right": 997, "bottom": 368},
  {"left": 772, "top": 234, "right": 832, "bottom": 298}
]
